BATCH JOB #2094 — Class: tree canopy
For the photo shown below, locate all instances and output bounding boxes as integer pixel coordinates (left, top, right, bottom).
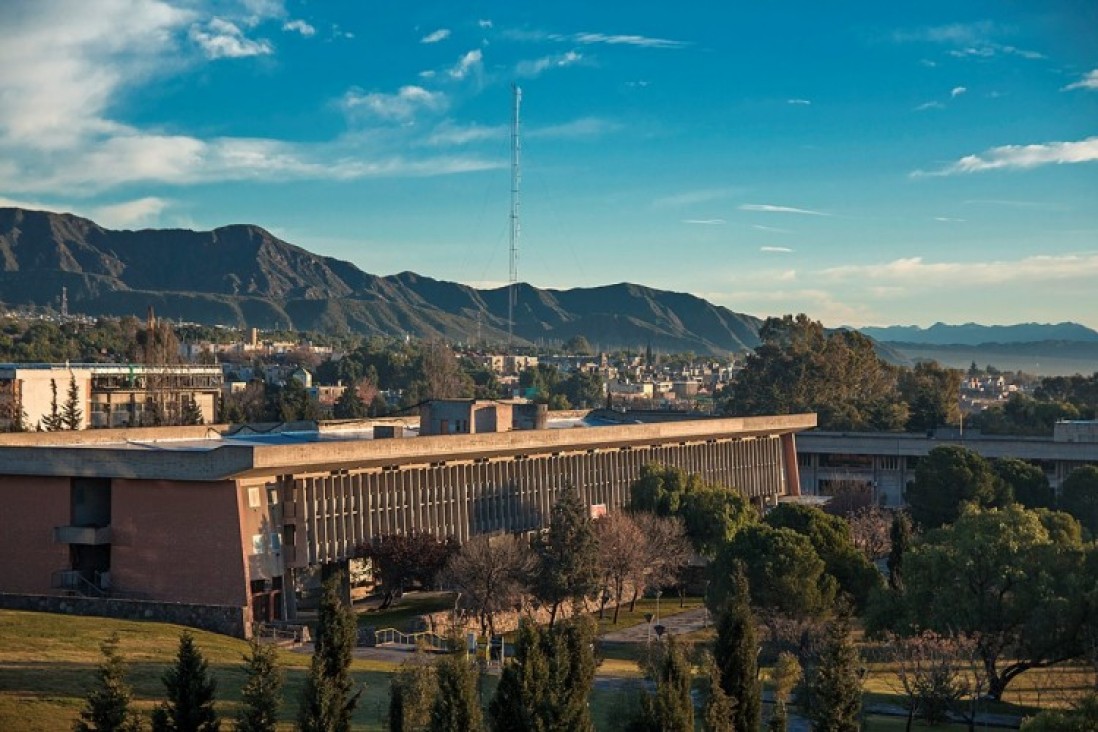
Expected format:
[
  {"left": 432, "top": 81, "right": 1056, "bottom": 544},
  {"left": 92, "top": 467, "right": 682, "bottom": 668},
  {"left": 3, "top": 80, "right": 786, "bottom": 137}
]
[{"left": 904, "top": 445, "right": 1009, "bottom": 530}]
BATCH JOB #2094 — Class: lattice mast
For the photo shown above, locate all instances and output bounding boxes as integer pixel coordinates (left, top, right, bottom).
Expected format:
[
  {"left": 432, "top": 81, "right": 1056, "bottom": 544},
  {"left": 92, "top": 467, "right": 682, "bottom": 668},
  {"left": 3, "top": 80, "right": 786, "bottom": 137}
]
[{"left": 508, "top": 83, "right": 522, "bottom": 350}]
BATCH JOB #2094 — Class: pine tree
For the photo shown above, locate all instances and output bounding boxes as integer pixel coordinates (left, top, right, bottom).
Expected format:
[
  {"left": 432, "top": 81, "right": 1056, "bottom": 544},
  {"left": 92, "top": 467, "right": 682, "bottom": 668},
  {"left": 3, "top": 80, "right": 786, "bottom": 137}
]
[
  {"left": 62, "top": 373, "right": 83, "bottom": 430},
  {"left": 332, "top": 387, "right": 367, "bottom": 420},
  {"left": 641, "top": 634, "right": 694, "bottom": 732},
  {"left": 181, "top": 396, "right": 204, "bottom": 426},
  {"left": 429, "top": 647, "right": 483, "bottom": 732},
  {"left": 298, "top": 571, "right": 360, "bottom": 732},
  {"left": 702, "top": 655, "right": 735, "bottom": 732},
  {"left": 713, "top": 563, "right": 760, "bottom": 732},
  {"left": 75, "top": 633, "right": 143, "bottom": 732},
  {"left": 488, "top": 618, "right": 550, "bottom": 732},
  {"left": 808, "top": 610, "right": 862, "bottom": 732},
  {"left": 235, "top": 639, "right": 282, "bottom": 732},
  {"left": 550, "top": 616, "right": 597, "bottom": 732},
  {"left": 151, "top": 631, "right": 219, "bottom": 732},
  {"left": 389, "top": 653, "right": 437, "bottom": 732},
  {"left": 534, "top": 484, "right": 600, "bottom": 626},
  {"left": 42, "top": 378, "right": 63, "bottom": 431}
]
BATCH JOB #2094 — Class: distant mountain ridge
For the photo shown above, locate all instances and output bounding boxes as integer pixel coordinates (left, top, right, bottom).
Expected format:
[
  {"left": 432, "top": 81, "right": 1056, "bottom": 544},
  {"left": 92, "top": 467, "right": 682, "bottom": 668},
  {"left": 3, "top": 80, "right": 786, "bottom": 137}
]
[
  {"left": 0, "top": 207, "right": 763, "bottom": 355},
  {"left": 857, "top": 322, "right": 1098, "bottom": 346}
]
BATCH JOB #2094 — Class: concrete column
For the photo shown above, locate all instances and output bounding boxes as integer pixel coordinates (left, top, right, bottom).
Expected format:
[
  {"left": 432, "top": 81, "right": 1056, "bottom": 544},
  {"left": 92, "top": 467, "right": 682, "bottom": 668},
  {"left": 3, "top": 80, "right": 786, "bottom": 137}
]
[{"left": 781, "top": 433, "right": 801, "bottom": 497}]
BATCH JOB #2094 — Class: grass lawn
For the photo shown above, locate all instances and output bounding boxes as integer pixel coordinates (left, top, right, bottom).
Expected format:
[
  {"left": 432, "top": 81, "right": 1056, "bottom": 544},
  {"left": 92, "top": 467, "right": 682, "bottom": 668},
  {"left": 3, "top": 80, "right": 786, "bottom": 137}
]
[{"left": 353, "top": 590, "right": 457, "bottom": 635}]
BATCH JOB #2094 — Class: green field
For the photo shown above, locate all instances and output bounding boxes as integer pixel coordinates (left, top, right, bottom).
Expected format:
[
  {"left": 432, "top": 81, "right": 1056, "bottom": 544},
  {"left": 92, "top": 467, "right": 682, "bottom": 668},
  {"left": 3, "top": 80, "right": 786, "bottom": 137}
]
[{"left": 1, "top": 607, "right": 1089, "bottom": 730}]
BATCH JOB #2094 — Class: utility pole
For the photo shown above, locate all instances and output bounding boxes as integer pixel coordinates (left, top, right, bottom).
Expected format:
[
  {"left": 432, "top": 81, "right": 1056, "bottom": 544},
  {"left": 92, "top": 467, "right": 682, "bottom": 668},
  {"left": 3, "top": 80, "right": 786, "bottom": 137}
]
[{"left": 508, "top": 83, "right": 522, "bottom": 351}]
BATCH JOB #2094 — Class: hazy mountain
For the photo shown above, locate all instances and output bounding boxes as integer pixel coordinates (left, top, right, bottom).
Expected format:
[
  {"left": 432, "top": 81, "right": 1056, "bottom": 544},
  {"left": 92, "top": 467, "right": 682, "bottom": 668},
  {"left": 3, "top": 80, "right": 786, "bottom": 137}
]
[
  {"left": 0, "top": 207, "right": 764, "bottom": 354},
  {"left": 857, "top": 322, "right": 1098, "bottom": 345}
]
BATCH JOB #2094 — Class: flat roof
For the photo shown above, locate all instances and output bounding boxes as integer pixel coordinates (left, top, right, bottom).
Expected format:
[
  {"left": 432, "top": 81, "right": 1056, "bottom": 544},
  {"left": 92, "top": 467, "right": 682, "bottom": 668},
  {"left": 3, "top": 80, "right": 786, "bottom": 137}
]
[{"left": 0, "top": 413, "right": 816, "bottom": 482}]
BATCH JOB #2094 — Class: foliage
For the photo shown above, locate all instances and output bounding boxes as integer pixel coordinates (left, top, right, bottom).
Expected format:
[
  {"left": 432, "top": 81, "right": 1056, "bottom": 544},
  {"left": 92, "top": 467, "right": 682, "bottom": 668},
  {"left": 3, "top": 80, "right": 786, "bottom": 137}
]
[
  {"left": 62, "top": 373, "right": 83, "bottom": 430},
  {"left": 1021, "top": 692, "right": 1098, "bottom": 731},
  {"left": 630, "top": 464, "right": 700, "bottom": 517},
  {"left": 711, "top": 524, "right": 836, "bottom": 619},
  {"left": 595, "top": 512, "right": 648, "bottom": 624},
  {"left": 533, "top": 486, "right": 600, "bottom": 626},
  {"left": 74, "top": 633, "right": 143, "bottom": 732},
  {"left": 627, "top": 513, "right": 692, "bottom": 613},
  {"left": 805, "top": 610, "right": 862, "bottom": 732},
  {"left": 445, "top": 534, "right": 534, "bottom": 636},
  {"left": 767, "top": 652, "right": 802, "bottom": 732},
  {"left": 995, "top": 457, "right": 1055, "bottom": 510},
  {"left": 972, "top": 393, "right": 1083, "bottom": 436},
  {"left": 546, "top": 616, "right": 597, "bottom": 732},
  {"left": 1034, "top": 373, "right": 1098, "bottom": 419},
  {"left": 357, "top": 532, "right": 457, "bottom": 610},
  {"left": 702, "top": 654, "right": 735, "bottom": 732},
  {"left": 889, "top": 631, "right": 978, "bottom": 727},
  {"left": 41, "top": 377, "right": 64, "bottom": 431},
  {"left": 904, "top": 445, "right": 1008, "bottom": 530},
  {"left": 887, "top": 511, "right": 911, "bottom": 592},
  {"left": 180, "top": 396, "right": 204, "bottom": 426},
  {"left": 897, "top": 360, "right": 961, "bottom": 431},
  {"left": 846, "top": 506, "right": 892, "bottom": 561},
  {"left": 896, "top": 504, "right": 1090, "bottom": 700},
  {"left": 234, "top": 639, "right": 281, "bottom": 732},
  {"left": 563, "top": 335, "right": 594, "bottom": 355},
  {"left": 763, "top": 503, "right": 882, "bottom": 609},
  {"left": 429, "top": 647, "right": 483, "bottom": 732},
  {"left": 713, "top": 564, "right": 760, "bottom": 732},
  {"left": 560, "top": 369, "right": 605, "bottom": 409},
  {"left": 1060, "top": 466, "right": 1098, "bottom": 537},
  {"left": 151, "top": 631, "right": 219, "bottom": 732},
  {"left": 389, "top": 655, "right": 437, "bottom": 732},
  {"left": 298, "top": 572, "right": 360, "bottom": 732},
  {"left": 404, "top": 340, "right": 475, "bottom": 406},
  {"left": 724, "top": 314, "right": 906, "bottom": 432},
  {"left": 488, "top": 618, "right": 550, "bottom": 732},
  {"left": 636, "top": 634, "right": 694, "bottom": 732}
]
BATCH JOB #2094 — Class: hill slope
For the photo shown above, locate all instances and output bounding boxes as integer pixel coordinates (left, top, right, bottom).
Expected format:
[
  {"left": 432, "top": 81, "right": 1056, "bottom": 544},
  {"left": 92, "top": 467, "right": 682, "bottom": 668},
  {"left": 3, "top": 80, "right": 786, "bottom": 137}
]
[
  {"left": 0, "top": 208, "right": 763, "bottom": 354},
  {"left": 857, "top": 321, "right": 1098, "bottom": 345}
]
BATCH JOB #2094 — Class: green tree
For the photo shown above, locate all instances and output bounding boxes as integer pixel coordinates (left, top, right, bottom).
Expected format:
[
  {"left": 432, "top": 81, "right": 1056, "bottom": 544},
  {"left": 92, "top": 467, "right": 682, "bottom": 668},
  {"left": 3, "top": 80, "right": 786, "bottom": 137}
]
[
  {"left": 331, "top": 384, "right": 367, "bottom": 419},
  {"left": 61, "top": 373, "right": 83, "bottom": 429},
  {"left": 806, "top": 610, "right": 862, "bottom": 732},
  {"left": 887, "top": 512, "right": 912, "bottom": 592},
  {"left": 995, "top": 458, "right": 1054, "bottom": 509},
  {"left": 534, "top": 486, "right": 600, "bottom": 626},
  {"left": 389, "top": 655, "right": 438, "bottom": 732},
  {"left": 1021, "top": 692, "right": 1098, "bottom": 731},
  {"left": 429, "top": 647, "right": 482, "bottom": 732},
  {"left": 898, "top": 360, "right": 961, "bottom": 431},
  {"left": 679, "top": 483, "right": 754, "bottom": 557},
  {"left": 638, "top": 634, "right": 694, "bottom": 732},
  {"left": 713, "top": 564, "right": 760, "bottom": 732},
  {"left": 298, "top": 571, "right": 361, "bottom": 732},
  {"left": 75, "top": 633, "right": 143, "bottom": 732},
  {"left": 900, "top": 505, "right": 1089, "bottom": 700},
  {"left": 151, "top": 631, "right": 219, "bottom": 732},
  {"left": 560, "top": 369, "right": 604, "bottom": 409},
  {"left": 42, "top": 377, "right": 63, "bottom": 431},
  {"left": 630, "top": 464, "right": 699, "bottom": 517},
  {"left": 764, "top": 503, "right": 882, "bottom": 609},
  {"left": 702, "top": 655, "right": 735, "bottom": 732},
  {"left": 1060, "top": 466, "right": 1098, "bottom": 537},
  {"left": 235, "top": 639, "right": 282, "bottom": 732},
  {"left": 547, "top": 616, "right": 597, "bottom": 732},
  {"left": 904, "top": 445, "right": 1007, "bottom": 530},
  {"left": 711, "top": 525, "right": 836, "bottom": 620},
  {"left": 180, "top": 396, "right": 204, "bottom": 426},
  {"left": 489, "top": 619, "right": 550, "bottom": 732},
  {"left": 768, "top": 652, "right": 802, "bottom": 732},
  {"left": 563, "top": 335, "right": 594, "bottom": 355}
]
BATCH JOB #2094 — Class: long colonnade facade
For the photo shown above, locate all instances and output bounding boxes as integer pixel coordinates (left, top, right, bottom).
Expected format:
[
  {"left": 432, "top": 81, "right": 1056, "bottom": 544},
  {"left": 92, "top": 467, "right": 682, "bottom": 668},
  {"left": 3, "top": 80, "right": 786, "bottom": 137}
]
[{"left": 0, "top": 412, "right": 815, "bottom": 636}]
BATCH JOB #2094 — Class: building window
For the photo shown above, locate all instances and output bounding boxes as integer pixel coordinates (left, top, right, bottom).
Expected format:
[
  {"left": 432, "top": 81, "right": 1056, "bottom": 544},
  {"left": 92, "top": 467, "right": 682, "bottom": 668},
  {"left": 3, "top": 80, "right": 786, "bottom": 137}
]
[
  {"left": 878, "top": 456, "right": 900, "bottom": 471},
  {"left": 248, "top": 487, "right": 261, "bottom": 508}
]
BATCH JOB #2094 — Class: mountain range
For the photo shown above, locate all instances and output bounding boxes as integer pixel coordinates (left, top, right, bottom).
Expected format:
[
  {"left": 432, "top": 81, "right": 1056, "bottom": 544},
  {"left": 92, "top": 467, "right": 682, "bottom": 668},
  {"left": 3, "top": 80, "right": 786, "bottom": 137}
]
[
  {"left": 0, "top": 207, "right": 763, "bottom": 355},
  {"left": 857, "top": 322, "right": 1098, "bottom": 345}
]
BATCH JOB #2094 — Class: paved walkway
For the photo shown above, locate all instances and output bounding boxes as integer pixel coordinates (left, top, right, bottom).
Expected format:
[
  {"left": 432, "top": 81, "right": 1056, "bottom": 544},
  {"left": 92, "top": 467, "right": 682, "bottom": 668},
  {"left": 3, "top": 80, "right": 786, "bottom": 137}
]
[{"left": 601, "top": 607, "right": 711, "bottom": 643}]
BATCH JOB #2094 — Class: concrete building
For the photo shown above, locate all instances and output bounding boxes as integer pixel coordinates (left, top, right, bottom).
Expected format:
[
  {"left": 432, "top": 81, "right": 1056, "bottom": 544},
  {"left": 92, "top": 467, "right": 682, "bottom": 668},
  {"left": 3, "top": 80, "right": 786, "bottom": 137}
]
[
  {"left": 796, "top": 422, "right": 1098, "bottom": 507},
  {"left": 0, "top": 409, "right": 814, "bottom": 636},
  {"left": 0, "top": 363, "right": 222, "bottom": 430}
]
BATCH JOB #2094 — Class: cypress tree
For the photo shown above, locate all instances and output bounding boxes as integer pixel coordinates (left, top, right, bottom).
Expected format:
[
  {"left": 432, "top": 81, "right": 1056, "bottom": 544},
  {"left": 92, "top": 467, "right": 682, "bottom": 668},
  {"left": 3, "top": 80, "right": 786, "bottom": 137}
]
[
  {"left": 42, "top": 378, "right": 63, "bottom": 431},
  {"left": 181, "top": 396, "right": 204, "bottom": 426},
  {"left": 62, "top": 373, "right": 83, "bottom": 430},
  {"left": 534, "top": 485, "right": 600, "bottom": 626},
  {"left": 641, "top": 634, "right": 694, "bottom": 732},
  {"left": 488, "top": 618, "right": 550, "bottom": 732},
  {"left": 298, "top": 571, "right": 360, "bottom": 732},
  {"left": 429, "top": 647, "right": 483, "bottom": 732},
  {"left": 75, "top": 633, "right": 143, "bottom": 732},
  {"left": 767, "top": 652, "right": 802, "bottom": 732},
  {"left": 151, "top": 631, "right": 219, "bottom": 732},
  {"left": 389, "top": 655, "right": 437, "bottom": 732},
  {"left": 702, "top": 655, "right": 735, "bottom": 732},
  {"left": 551, "top": 616, "right": 597, "bottom": 732},
  {"left": 235, "top": 639, "right": 282, "bottom": 732},
  {"left": 713, "top": 563, "right": 760, "bottom": 732},
  {"left": 808, "top": 610, "right": 862, "bottom": 732},
  {"left": 887, "top": 512, "right": 911, "bottom": 591}
]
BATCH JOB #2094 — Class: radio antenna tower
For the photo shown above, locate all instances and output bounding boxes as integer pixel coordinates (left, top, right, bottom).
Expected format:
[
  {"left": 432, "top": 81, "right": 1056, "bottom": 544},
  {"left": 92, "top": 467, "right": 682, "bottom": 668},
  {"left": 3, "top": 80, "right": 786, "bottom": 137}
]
[{"left": 508, "top": 83, "right": 522, "bottom": 350}]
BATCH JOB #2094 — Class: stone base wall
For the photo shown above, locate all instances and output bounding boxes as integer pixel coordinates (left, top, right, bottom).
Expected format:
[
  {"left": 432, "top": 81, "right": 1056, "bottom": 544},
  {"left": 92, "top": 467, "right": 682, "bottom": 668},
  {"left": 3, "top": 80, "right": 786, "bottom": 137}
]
[{"left": 0, "top": 593, "right": 250, "bottom": 638}]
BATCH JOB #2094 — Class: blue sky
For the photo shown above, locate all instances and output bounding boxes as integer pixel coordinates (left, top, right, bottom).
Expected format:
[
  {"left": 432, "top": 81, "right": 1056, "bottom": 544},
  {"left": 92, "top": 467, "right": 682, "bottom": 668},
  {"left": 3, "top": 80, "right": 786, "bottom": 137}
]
[{"left": 1, "top": 1, "right": 1096, "bottom": 329}]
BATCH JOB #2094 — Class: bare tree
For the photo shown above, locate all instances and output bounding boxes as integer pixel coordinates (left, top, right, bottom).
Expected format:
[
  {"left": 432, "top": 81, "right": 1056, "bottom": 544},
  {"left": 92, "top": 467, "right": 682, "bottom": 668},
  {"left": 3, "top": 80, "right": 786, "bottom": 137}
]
[
  {"left": 444, "top": 534, "right": 535, "bottom": 636},
  {"left": 889, "top": 631, "right": 982, "bottom": 731},
  {"left": 848, "top": 506, "right": 892, "bottom": 561},
  {"left": 627, "top": 513, "right": 691, "bottom": 612},
  {"left": 594, "top": 512, "right": 647, "bottom": 624}
]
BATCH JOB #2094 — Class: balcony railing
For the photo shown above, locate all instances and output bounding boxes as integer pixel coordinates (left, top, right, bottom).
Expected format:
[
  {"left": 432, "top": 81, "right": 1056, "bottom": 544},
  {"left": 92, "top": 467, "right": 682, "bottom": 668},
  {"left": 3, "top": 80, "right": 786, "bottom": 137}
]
[{"left": 54, "top": 525, "right": 112, "bottom": 545}]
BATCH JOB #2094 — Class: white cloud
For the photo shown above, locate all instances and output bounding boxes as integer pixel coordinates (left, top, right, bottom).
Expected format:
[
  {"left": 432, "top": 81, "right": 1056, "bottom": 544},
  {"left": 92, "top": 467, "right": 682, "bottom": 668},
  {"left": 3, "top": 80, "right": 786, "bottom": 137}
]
[
  {"left": 1063, "top": 69, "right": 1098, "bottom": 91},
  {"left": 92, "top": 196, "right": 169, "bottom": 228},
  {"left": 787, "top": 98, "right": 811, "bottom": 105},
  {"left": 421, "top": 28, "right": 450, "bottom": 44},
  {"left": 915, "top": 101, "right": 944, "bottom": 111},
  {"left": 424, "top": 121, "right": 505, "bottom": 147},
  {"left": 190, "top": 18, "right": 273, "bottom": 59},
  {"left": 653, "top": 187, "right": 744, "bottom": 208},
  {"left": 282, "top": 19, "right": 315, "bottom": 37},
  {"left": 951, "top": 86, "right": 967, "bottom": 98},
  {"left": 682, "top": 219, "right": 725, "bottom": 225},
  {"left": 752, "top": 224, "right": 791, "bottom": 233},
  {"left": 760, "top": 246, "right": 793, "bottom": 253},
  {"left": 933, "top": 217, "right": 965, "bottom": 222},
  {"left": 739, "top": 203, "right": 830, "bottom": 216},
  {"left": 341, "top": 85, "right": 447, "bottom": 121},
  {"left": 449, "top": 49, "right": 483, "bottom": 79},
  {"left": 821, "top": 254, "right": 1098, "bottom": 287},
  {"left": 893, "top": 22, "right": 997, "bottom": 46},
  {"left": 516, "top": 51, "right": 583, "bottom": 78},
  {"left": 913, "top": 136, "right": 1098, "bottom": 176},
  {"left": 478, "top": 19, "right": 493, "bottom": 29},
  {"left": 527, "top": 117, "right": 619, "bottom": 140},
  {"left": 569, "top": 32, "right": 687, "bottom": 49}
]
